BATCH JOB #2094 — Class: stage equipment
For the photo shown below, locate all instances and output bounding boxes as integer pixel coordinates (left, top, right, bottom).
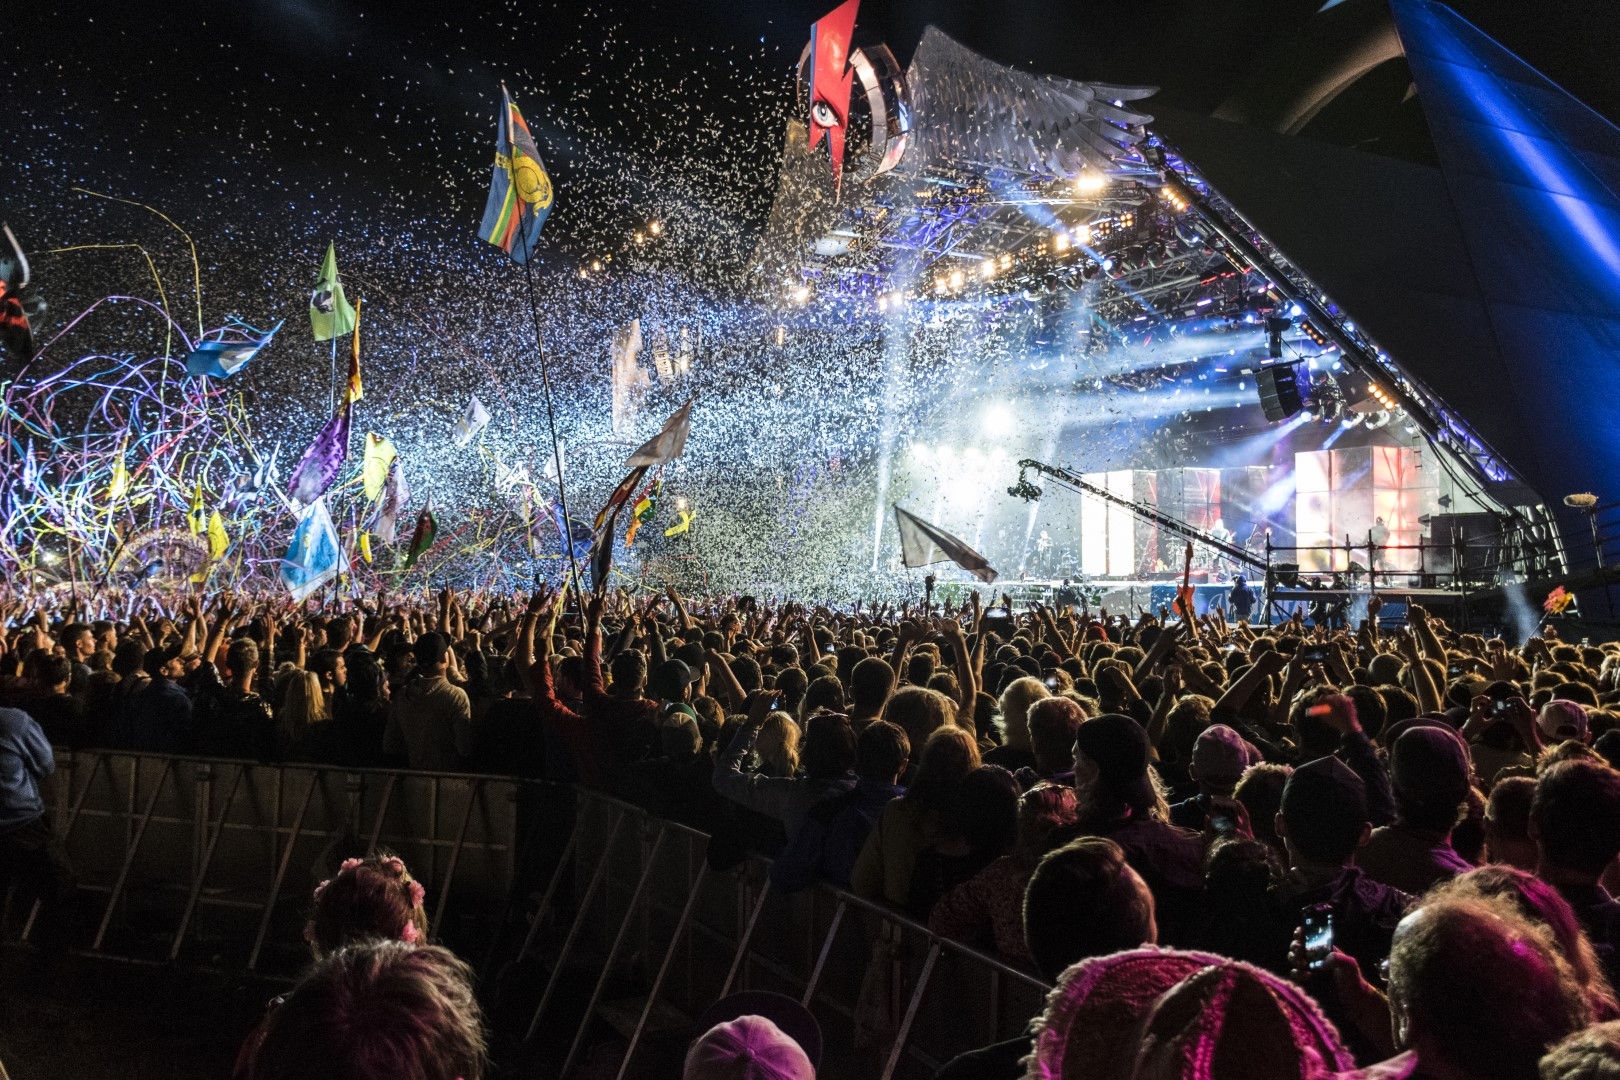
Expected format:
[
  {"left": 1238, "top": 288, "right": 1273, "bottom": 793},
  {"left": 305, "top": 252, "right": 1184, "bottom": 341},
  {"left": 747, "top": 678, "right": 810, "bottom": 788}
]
[
  {"left": 1266, "top": 315, "right": 1291, "bottom": 358},
  {"left": 1013, "top": 459, "right": 1267, "bottom": 574},
  {"left": 1256, "top": 363, "right": 1304, "bottom": 422}
]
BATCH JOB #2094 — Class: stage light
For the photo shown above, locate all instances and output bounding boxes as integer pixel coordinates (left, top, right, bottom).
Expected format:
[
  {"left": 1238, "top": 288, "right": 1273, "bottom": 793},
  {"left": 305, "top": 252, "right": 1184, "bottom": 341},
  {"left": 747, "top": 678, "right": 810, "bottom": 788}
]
[
  {"left": 775, "top": 325, "right": 786, "bottom": 345},
  {"left": 648, "top": 221, "right": 664, "bottom": 235},
  {"left": 1288, "top": 302, "right": 1304, "bottom": 317},
  {"left": 1073, "top": 223, "right": 1091, "bottom": 244},
  {"left": 578, "top": 268, "right": 589, "bottom": 278},
  {"left": 888, "top": 290, "right": 905, "bottom": 308},
  {"left": 1074, "top": 170, "right": 1107, "bottom": 193},
  {"left": 934, "top": 277, "right": 949, "bottom": 295},
  {"left": 998, "top": 252, "right": 1012, "bottom": 270},
  {"left": 981, "top": 402, "right": 1014, "bottom": 437},
  {"left": 948, "top": 269, "right": 965, "bottom": 290},
  {"left": 1052, "top": 231, "right": 1071, "bottom": 253},
  {"left": 590, "top": 259, "right": 603, "bottom": 272},
  {"left": 790, "top": 284, "right": 812, "bottom": 304},
  {"left": 634, "top": 232, "right": 646, "bottom": 244},
  {"left": 877, "top": 295, "right": 889, "bottom": 312},
  {"left": 980, "top": 259, "right": 997, "bottom": 280}
]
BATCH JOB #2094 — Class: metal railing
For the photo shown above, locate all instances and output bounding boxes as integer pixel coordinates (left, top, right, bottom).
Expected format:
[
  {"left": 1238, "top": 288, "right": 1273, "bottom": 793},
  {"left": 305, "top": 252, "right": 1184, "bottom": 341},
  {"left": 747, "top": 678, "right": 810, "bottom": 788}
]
[
  {"left": 12, "top": 754, "right": 1054, "bottom": 1078},
  {"left": 515, "top": 788, "right": 1051, "bottom": 1080},
  {"left": 14, "top": 750, "right": 536, "bottom": 977}
]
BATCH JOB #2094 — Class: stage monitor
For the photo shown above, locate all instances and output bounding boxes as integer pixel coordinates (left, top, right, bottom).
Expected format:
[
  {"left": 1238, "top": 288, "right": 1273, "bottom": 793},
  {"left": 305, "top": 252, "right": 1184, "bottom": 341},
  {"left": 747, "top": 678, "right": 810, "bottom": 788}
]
[{"left": 1257, "top": 363, "right": 1304, "bottom": 421}]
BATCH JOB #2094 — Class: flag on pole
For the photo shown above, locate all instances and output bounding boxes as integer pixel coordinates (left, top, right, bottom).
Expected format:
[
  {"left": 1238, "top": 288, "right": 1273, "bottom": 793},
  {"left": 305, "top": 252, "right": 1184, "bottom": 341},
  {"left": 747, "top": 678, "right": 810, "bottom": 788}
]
[
  {"left": 590, "top": 507, "right": 621, "bottom": 595},
  {"left": 310, "top": 243, "right": 357, "bottom": 342},
  {"left": 402, "top": 500, "right": 438, "bottom": 572},
  {"left": 288, "top": 399, "right": 352, "bottom": 506},
  {"left": 207, "top": 511, "right": 230, "bottom": 560},
  {"left": 280, "top": 498, "right": 345, "bottom": 602},
  {"left": 184, "top": 322, "right": 282, "bottom": 379},
  {"left": 624, "top": 396, "right": 694, "bottom": 467},
  {"left": 109, "top": 455, "right": 130, "bottom": 504},
  {"left": 454, "top": 395, "right": 490, "bottom": 447},
  {"left": 345, "top": 298, "right": 364, "bottom": 404},
  {"left": 359, "top": 532, "right": 373, "bottom": 564},
  {"left": 362, "top": 433, "right": 396, "bottom": 500},
  {"left": 375, "top": 459, "right": 409, "bottom": 544},
  {"left": 478, "top": 84, "right": 553, "bottom": 264},
  {"left": 594, "top": 464, "right": 649, "bottom": 532},
  {"left": 893, "top": 505, "right": 999, "bottom": 583},
  {"left": 626, "top": 479, "right": 661, "bottom": 546}
]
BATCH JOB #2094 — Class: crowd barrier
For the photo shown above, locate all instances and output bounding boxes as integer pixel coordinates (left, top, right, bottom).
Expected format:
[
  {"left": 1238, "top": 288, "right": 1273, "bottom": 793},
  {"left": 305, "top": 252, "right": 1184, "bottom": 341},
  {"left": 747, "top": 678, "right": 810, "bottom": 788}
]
[
  {"left": 11, "top": 753, "right": 1052, "bottom": 1079},
  {"left": 15, "top": 750, "right": 535, "bottom": 976},
  {"left": 518, "top": 788, "right": 1051, "bottom": 1080}
]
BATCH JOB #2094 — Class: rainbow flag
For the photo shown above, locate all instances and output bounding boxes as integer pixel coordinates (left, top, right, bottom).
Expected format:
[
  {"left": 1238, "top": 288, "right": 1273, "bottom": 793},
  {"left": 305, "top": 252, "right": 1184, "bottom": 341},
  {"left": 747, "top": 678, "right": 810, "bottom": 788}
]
[{"left": 478, "top": 85, "right": 552, "bottom": 264}]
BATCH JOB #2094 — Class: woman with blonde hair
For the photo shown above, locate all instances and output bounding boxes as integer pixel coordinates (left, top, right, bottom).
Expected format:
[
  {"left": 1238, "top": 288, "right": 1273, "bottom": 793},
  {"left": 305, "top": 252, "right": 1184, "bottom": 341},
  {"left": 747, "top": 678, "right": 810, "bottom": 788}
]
[
  {"left": 986, "top": 676, "right": 1050, "bottom": 772},
  {"left": 277, "top": 670, "right": 328, "bottom": 756},
  {"left": 754, "top": 711, "right": 801, "bottom": 777}
]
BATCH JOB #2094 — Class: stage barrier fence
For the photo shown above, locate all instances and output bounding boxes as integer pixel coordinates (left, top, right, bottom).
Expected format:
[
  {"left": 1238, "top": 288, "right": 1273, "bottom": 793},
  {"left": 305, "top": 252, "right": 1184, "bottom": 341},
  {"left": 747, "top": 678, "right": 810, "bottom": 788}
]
[{"left": 12, "top": 753, "right": 1052, "bottom": 1079}]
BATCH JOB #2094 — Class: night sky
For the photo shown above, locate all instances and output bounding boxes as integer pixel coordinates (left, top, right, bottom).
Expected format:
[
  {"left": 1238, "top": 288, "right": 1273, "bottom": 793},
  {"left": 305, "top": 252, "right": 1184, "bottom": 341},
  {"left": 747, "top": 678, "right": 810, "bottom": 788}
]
[{"left": 6, "top": 0, "right": 1619, "bottom": 260}]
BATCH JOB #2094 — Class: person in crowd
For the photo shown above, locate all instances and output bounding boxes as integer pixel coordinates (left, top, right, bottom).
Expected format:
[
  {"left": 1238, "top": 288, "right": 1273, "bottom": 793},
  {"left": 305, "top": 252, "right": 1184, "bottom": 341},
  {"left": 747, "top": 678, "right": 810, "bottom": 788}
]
[
  {"left": 1356, "top": 724, "right": 1474, "bottom": 894},
  {"left": 1235, "top": 761, "right": 1293, "bottom": 862},
  {"left": 928, "top": 782, "right": 1078, "bottom": 967},
  {"left": 712, "top": 710, "right": 857, "bottom": 835},
  {"left": 854, "top": 725, "right": 979, "bottom": 914},
  {"left": 1531, "top": 759, "right": 1620, "bottom": 966},
  {"left": 772, "top": 719, "right": 908, "bottom": 892},
  {"left": 0, "top": 704, "right": 67, "bottom": 910},
  {"left": 1063, "top": 712, "right": 1205, "bottom": 945},
  {"left": 193, "top": 638, "right": 276, "bottom": 761},
  {"left": 984, "top": 676, "right": 1048, "bottom": 772},
  {"left": 686, "top": 991, "right": 821, "bottom": 1080},
  {"left": 304, "top": 852, "right": 430, "bottom": 957},
  {"left": 244, "top": 940, "right": 486, "bottom": 1080},
  {"left": 1539, "top": 1021, "right": 1620, "bottom": 1080},
  {"left": 1166, "top": 723, "right": 1256, "bottom": 830},
  {"left": 384, "top": 633, "right": 472, "bottom": 770},
  {"left": 276, "top": 670, "right": 329, "bottom": 759},
  {"left": 1024, "top": 696, "right": 1085, "bottom": 786},
  {"left": 935, "top": 835, "right": 1160, "bottom": 1080}
]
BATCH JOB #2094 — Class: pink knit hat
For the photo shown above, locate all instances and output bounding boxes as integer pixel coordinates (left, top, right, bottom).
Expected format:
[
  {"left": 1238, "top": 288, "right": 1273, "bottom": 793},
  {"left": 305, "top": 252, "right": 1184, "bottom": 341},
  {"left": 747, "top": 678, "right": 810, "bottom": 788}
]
[{"left": 1022, "top": 948, "right": 1354, "bottom": 1080}]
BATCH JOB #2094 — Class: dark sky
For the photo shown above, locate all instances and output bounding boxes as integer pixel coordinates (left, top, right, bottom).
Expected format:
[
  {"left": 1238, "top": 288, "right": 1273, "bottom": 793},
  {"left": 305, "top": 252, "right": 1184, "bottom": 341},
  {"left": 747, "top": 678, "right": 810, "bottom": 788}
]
[{"left": 6, "top": 0, "right": 1619, "bottom": 259}]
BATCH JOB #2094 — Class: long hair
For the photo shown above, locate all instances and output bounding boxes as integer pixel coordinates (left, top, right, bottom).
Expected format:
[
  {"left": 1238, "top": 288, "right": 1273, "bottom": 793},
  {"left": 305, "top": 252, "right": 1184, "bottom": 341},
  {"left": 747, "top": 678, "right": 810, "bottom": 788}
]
[
  {"left": 278, "top": 670, "right": 329, "bottom": 750},
  {"left": 755, "top": 712, "right": 801, "bottom": 777},
  {"left": 997, "top": 676, "right": 1051, "bottom": 751}
]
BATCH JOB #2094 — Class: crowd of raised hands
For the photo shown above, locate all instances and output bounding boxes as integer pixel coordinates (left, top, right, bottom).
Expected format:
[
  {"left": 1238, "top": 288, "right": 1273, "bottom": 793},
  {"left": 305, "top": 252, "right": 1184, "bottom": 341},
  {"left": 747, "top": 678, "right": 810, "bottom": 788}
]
[{"left": 6, "top": 581, "right": 1620, "bottom": 1079}]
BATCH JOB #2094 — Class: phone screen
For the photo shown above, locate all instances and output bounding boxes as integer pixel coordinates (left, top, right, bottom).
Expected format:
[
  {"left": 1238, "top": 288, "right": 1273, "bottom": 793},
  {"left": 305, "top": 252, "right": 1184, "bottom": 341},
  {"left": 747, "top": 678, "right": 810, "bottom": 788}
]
[
  {"left": 1302, "top": 646, "right": 1330, "bottom": 663},
  {"left": 1302, "top": 905, "right": 1334, "bottom": 971}
]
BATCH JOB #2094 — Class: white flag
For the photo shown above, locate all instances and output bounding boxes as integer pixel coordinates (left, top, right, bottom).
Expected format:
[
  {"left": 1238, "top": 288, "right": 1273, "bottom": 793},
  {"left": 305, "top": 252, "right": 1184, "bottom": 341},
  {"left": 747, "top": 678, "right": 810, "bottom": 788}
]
[
  {"left": 280, "top": 498, "right": 347, "bottom": 602},
  {"left": 374, "top": 460, "right": 410, "bottom": 545},
  {"left": 625, "top": 397, "right": 694, "bottom": 468},
  {"left": 894, "top": 505, "right": 999, "bottom": 583},
  {"left": 454, "top": 395, "right": 490, "bottom": 448}
]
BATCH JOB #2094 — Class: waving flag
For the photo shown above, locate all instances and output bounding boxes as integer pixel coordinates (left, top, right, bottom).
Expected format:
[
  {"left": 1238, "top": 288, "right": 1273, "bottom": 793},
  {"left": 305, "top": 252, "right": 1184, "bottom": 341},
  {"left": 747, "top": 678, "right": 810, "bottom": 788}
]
[
  {"left": 207, "top": 511, "right": 230, "bottom": 560},
  {"left": 454, "top": 395, "right": 491, "bottom": 448},
  {"left": 185, "top": 321, "right": 282, "bottom": 379},
  {"left": 625, "top": 397, "right": 694, "bottom": 467},
  {"left": 401, "top": 500, "right": 438, "bottom": 572},
  {"left": 590, "top": 507, "right": 621, "bottom": 595},
  {"left": 281, "top": 498, "right": 345, "bottom": 602},
  {"left": 345, "top": 298, "right": 364, "bottom": 403},
  {"left": 374, "top": 459, "right": 409, "bottom": 544},
  {"left": 362, "top": 433, "right": 396, "bottom": 500},
  {"left": 894, "top": 505, "right": 999, "bottom": 583},
  {"left": 664, "top": 508, "right": 695, "bottom": 538},
  {"left": 553, "top": 505, "right": 594, "bottom": 562},
  {"left": 288, "top": 400, "right": 352, "bottom": 506},
  {"left": 310, "top": 243, "right": 357, "bottom": 342},
  {"left": 478, "top": 84, "right": 553, "bottom": 264},
  {"left": 594, "top": 464, "right": 649, "bottom": 532},
  {"left": 626, "top": 479, "right": 661, "bottom": 546},
  {"left": 189, "top": 479, "right": 207, "bottom": 536}
]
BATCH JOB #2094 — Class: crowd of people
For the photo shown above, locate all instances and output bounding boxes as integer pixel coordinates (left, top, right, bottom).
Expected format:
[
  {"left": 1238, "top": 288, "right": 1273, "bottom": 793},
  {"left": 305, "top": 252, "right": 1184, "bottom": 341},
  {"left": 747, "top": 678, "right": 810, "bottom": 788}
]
[{"left": 5, "top": 583, "right": 1620, "bottom": 1079}]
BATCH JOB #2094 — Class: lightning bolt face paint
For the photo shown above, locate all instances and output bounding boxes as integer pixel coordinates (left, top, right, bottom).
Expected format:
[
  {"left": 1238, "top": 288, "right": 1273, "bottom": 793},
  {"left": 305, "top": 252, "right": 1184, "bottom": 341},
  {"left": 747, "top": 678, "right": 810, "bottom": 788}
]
[{"left": 806, "top": 0, "right": 860, "bottom": 195}]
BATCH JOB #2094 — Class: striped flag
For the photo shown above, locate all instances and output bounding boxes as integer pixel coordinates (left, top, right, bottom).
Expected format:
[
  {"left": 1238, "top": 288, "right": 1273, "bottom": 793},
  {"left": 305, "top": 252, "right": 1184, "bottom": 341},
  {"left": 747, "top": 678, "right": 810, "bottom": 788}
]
[{"left": 478, "top": 84, "right": 553, "bottom": 264}]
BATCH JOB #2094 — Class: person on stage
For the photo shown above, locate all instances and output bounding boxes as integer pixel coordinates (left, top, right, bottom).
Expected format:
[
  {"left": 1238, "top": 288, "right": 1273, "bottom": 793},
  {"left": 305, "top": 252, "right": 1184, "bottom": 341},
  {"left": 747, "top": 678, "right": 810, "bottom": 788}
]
[{"left": 1228, "top": 575, "right": 1255, "bottom": 623}]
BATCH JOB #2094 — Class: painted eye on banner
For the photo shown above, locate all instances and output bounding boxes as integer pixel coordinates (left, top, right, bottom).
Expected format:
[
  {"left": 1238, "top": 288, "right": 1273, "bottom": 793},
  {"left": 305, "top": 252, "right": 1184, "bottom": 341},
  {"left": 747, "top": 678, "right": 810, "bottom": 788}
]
[
  {"left": 811, "top": 99, "right": 843, "bottom": 130},
  {"left": 311, "top": 287, "right": 335, "bottom": 314}
]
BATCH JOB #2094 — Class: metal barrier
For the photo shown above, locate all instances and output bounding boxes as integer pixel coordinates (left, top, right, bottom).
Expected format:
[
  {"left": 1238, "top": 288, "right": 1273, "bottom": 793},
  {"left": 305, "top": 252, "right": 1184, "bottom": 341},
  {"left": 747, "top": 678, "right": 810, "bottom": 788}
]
[
  {"left": 515, "top": 788, "right": 1051, "bottom": 1080},
  {"left": 19, "top": 750, "right": 538, "bottom": 978}
]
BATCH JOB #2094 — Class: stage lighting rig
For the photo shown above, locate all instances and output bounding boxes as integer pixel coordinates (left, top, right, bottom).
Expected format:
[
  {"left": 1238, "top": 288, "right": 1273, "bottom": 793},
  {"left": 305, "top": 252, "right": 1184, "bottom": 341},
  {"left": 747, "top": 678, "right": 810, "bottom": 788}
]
[{"left": 1008, "top": 466, "right": 1043, "bottom": 501}]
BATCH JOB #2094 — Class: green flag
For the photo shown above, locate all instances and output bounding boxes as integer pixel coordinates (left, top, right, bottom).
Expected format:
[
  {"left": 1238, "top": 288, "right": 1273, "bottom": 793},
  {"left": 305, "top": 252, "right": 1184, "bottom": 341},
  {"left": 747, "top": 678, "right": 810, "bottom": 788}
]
[{"left": 309, "top": 242, "right": 357, "bottom": 342}]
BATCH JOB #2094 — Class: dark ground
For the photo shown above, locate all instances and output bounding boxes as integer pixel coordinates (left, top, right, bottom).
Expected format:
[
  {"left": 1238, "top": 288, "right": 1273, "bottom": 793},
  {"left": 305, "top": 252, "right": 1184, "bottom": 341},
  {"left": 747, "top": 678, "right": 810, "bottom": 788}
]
[{"left": 0, "top": 948, "right": 275, "bottom": 1080}]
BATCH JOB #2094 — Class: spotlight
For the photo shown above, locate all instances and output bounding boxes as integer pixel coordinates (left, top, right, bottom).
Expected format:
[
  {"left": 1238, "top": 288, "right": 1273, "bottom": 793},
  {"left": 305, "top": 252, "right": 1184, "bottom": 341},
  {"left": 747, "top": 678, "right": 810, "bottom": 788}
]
[
  {"left": 980, "top": 260, "right": 997, "bottom": 280},
  {"left": 888, "top": 290, "right": 905, "bottom": 308},
  {"left": 981, "top": 402, "right": 1014, "bottom": 437},
  {"left": 1052, "top": 232, "right": 1072, "bottom": 253},
  {"left": 1074, "top": 170, "right": 1107, "bottom": 194},
  {"left": 1073, "top": 223, "right": 1091, "bottom": 245},
  {"left": 590, "top": 259, "right": 603, "bottom": 273},
  {"left": 648, "top": 221, "right": 664, "bottom": 235},
  {"left": 790, "top": 284, "right": 811, "bottom": 304},
  {"left": 949, "top": 269, "right": 965, "bottom": 290},
  {"left": 634, "top": 232, "right": 645, "bottom": 244},
  {"left": 877, "top": 295, "right": 889, "bottom": 312},
  {"left": 999, "top": 252, "right": 1013, "bottom": 270}
]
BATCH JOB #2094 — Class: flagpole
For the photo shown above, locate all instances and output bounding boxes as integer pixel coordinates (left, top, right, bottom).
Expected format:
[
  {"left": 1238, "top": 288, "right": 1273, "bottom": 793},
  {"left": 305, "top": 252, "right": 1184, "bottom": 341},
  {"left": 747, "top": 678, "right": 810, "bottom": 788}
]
[{"left": 505, "top": 101, "right": 583, "bottom": 593}]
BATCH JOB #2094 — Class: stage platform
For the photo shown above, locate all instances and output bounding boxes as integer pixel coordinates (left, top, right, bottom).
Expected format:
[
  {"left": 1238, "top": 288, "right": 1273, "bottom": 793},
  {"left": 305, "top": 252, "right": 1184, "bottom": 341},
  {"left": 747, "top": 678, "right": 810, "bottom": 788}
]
[{"left": 937, "top": 577, "right": 1467, "bottom": 626}]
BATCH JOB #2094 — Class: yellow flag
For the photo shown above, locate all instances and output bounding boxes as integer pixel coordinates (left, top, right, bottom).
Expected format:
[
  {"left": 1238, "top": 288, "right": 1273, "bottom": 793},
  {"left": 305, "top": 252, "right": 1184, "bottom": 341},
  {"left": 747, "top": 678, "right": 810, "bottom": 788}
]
[
  {"left": 664, "top": 509, "right": 695, "bottom": 538},
  {"left": 346, "top": 298, "right": 364, "bottom": 404},
  {"left": 362, "top": 433, "right": 396, "bottom": 500},
  {"left": 207, "top": 511, "right": 230, "bottom": 559},
  {"left": 189, "top": 480, "right": 206, "bottom": 536},
  {"left": 109, "top": 457, "right": 130, "bottom": 502},
  {"left": 359, "top": 531, "right": 373, "bottom": 564}
]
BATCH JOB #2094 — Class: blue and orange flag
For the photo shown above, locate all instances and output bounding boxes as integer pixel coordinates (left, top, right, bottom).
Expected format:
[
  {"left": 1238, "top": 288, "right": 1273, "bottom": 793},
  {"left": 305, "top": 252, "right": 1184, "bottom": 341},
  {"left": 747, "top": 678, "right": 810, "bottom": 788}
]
[{"left": 478, "top": 84, "right": 553, "bottom": 264}]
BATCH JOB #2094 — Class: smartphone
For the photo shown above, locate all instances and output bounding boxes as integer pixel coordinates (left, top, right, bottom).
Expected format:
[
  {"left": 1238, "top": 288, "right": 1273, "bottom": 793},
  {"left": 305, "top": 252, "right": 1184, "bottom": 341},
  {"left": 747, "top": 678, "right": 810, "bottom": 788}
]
[
  {"left": 1301, "top": 645, "right": 1331, "bottom": 663},
  {"left": 1447, "top": 664, "right": 1463, "bottom": 677},
  {"left": 1200, "top": 794, "right": 1237, "bottom": 836},
  {"left": 1302, "top": 904, "right": 1335, "bottom": 972},
  {"left": 1493, "top": 697, "right": 1514, "bottom": 715}
]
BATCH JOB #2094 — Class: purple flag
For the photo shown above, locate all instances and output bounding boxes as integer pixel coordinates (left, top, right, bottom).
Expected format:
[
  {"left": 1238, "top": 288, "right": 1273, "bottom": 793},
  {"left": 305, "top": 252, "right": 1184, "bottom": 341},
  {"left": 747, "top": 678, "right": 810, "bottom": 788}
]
[{"left": 288, "top": 401, "right": 352, "bottom": 506}]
